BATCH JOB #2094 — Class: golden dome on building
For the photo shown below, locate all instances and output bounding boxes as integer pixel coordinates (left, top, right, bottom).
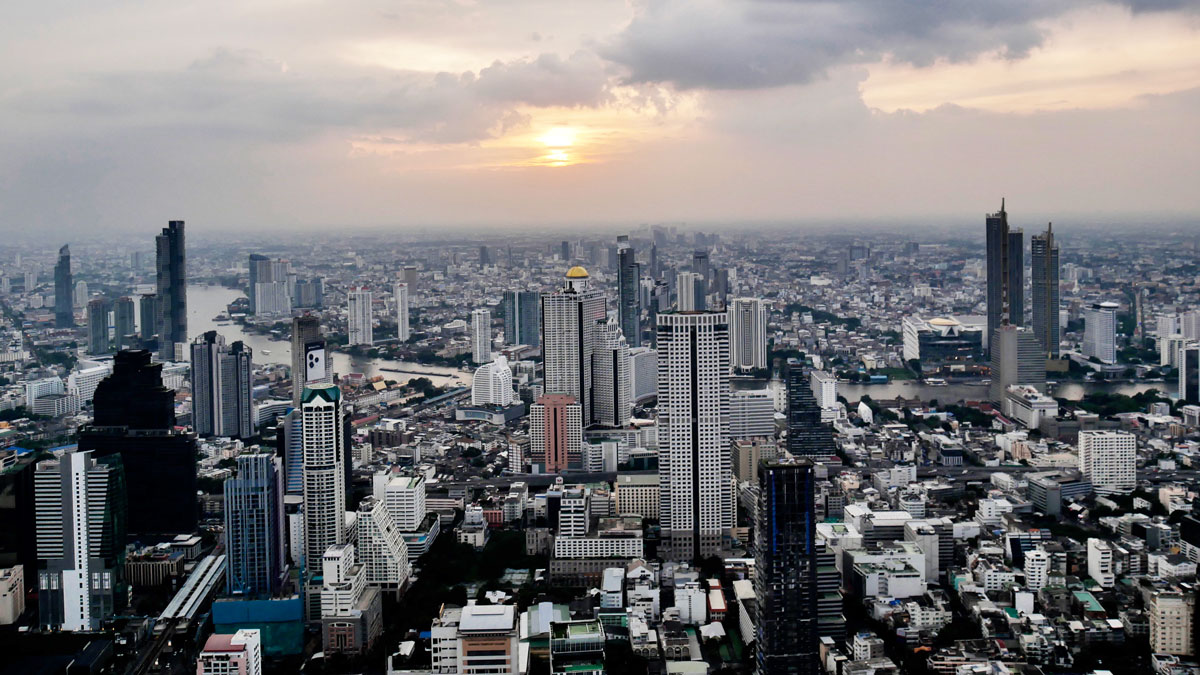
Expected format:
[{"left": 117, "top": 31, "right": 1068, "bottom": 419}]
[{"left": 565, "top": 266, "right": 589, "bottom": 279}]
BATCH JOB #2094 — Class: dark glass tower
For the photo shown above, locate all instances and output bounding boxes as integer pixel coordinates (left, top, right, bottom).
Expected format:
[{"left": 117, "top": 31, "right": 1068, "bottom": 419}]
[
  {"left": 114, "top": 296, "right": 136, "bottom": 350},
  {"left": 986, "top": 200, "right": 1023, "bottom": 353},
  {"left": 1031, "top": 223, "right": 1060, "bottom": 357},
  {"left": 755, "top": 459, "right": 819, "bottom": 675},
  {"left": 224, "top": 453, "right": 285, "bottom": 597},
  {"left": 503, "top": 290, "right": 541, "bottom": 348},
  {"left": 786, "top": 361, "right": 837, "bottom": 459},
  {"left": 248, "top": 253, "right": 270, "bottom": 314},
  {"left": 53, "top": 244, "right": 73, "bottom": 328},
  {"left": 155, "top": 220, "right": 187, "bottom": 361},
  {"left": 692, "top": 249, "right": 711, "bottom": 291},
  {"left": 190, "top": 331, "right": 254, "bottom": 439},
  {"left": 617, "top": 236, "right": 641, "bottom": 347},
  {"left": 78, "top": 349, "right": 198, "bottom": 537}
]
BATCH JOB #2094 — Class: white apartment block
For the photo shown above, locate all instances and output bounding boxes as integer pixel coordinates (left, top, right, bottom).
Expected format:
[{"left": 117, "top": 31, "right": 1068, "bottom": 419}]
[
  {"left": 471, "top": 308, "right": 492, "bottom": 365},
  {"left": 355, "top": 497, "right": 411, "bottom": 593},
  {"left": 727, "top": 297, "right": 767, "bottom": 372},
  {"left": 1078, "top": 430, "right": 1136, "bottom": 495},
  {"left": 347, "top": 288, "right": 373, "bottom": 346}
]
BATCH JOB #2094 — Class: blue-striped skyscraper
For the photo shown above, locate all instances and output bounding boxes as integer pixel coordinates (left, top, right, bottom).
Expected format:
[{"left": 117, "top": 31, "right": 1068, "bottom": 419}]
[{"left": 224, "top": 452, "right": 286, "bottom": 597}]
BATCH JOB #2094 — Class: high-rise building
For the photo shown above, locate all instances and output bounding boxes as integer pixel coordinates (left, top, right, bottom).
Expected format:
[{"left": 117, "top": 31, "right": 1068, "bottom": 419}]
[
  {"left": 280, "top": 409, "right": 304, "bottom": 497},
  {"left": 786, "top": 362, "right": 838, "bottom": 459},
  {"left": 198, "top": 629, "right": 263, "bottom": 675},
  {"left": 1078, "top": 430, "right": 1136, "bottom": 496},
  {"left": 1149, "top": 588, "right": 1195, "bottom": 657},
  {"left": 755, "top": 459, "right": 819, "bottom": 675},
  {"left": 191, "top": 331, "right": 254, "bottom": 439},
  {"left": 394, "top": 282, "right": 410, "bottom": 342},
  {"left": 402, "top": 265, "right": 419, "bottom": 293},
  {"left": 541, "top": 267, "right": 606, "bottom": 425},
  {"left": 692, "top": 249, "right": 711, "bottom": 291},
  {"left": 986, "top": 201, "right": 1023, "bottom": 352},
  {"left": 377, "top": 472, "right": 427, "bottom": 533},
  {"left": 139, "top": 294, "right": 159, "bottom": 341},
  {"left": 503, "top": 290, "right": 540, "bottom": 348},
  {"left": 728, "top": 297, "right": 767, "bottom": 373},
  {"left": 291, "top": 315, "right": 330, "bottom": 407},
  {"left": 354, "top": 496, "right": 410, "bottom": 594},
  {"left": 113, "top": 296, "right": 136, "bottom": 350},
  {"left": 989, "top": 325, "right": 1046, "bottom": 402},
  {"left": 248, "top": 254, "right": 268, "bottom": 315},
  {"left": 479, "top": 245, "right": 491, "bottom": 267},
  {"left": 294, "top": 278, "right": 324, "bottom": 309},
  {"left": 78, "top": 350, "right": 198, "bottom": 537},
  {"left": 301, "top": 384, "right": 347, "bottom": 620},
  {"left": 529, "top": 394, "right": 582, "bottom": 474},
  {"left": 224, "top": 453, "right": 285, "bottom": 598},
  {"left": 1179, "top": 342, "right": 1200, "bottom": 404},
  {"left": 561, "top": 241, "right": 571, "bottom": 261},
  {"left": 628, "top": 346, "right": 657, "bottom": 404},
  {"left": 471, "top": 308, "right": 492, "bottom": 364},
  {"left": 592, "top": 321, "right": 631, "bottom": 428},
  {"left": 347, "top": 288, "right": 373, "bottom": 346},
  {"left": 248, "top": 255, "right": 292, "bottom": 316},
  {"left": 617, "top": 236, "right": 641, "bottom": 348},
  {"left": 472, "top": 356, "right": 514, "bottom": 407},
  {"left": 34, "top": 449, "right": 127, "bottom": 631},
  {"left": 87, "top": 297, "right": 111, "bottom": 355},
  {"left": 1083, "top": 301, "right": 1119, "bottom": 365},
  {"left": 54, "top": 244, "right": 72, "bottom": 328},
  {"left": 657, "top": 311, "right": 732, "bottom": 561},
  {"left": 1030, "top": 223, "right": 1060, "bottom": 357},
  {"left": 155, "top": 220, "right": 187, "bottom": 361},
  {"left": 320, "top": 543, "right": 382, "bottom": 655},
  {"left": 73, "top": 280, "right": 87, "bottom": 308},
  {"left": 676, "top": 271, "right": 705, "bottom": 311}
]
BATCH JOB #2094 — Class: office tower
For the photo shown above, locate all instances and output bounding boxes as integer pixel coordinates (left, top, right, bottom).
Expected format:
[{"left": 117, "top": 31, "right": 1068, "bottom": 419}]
[
  {"left": 248, "top": 255, "right": 292, "bottom": 316},
  {"left": 471, "top": 308, "right": 492, "bottom": 364},
  {"left": 301, "top": 384, "right": 347, "bottom": 620},
  {"left": 139, "top": 294, "right": 159, "bottom": 341},
  {"left": 541, "top": 267, "right": 607, "bottom": 425},
  {"left": 755, "top": 459, "right": 819, "bottom": 675},
  {"left": 629, "top": 346, "right": 657, "bottom": 403},
  {"left": 224, "top": 453, "right": 285, "bottom": 597},
  {"left": 248, "top": 254, "right": 269, "bottom": 314},
  {"left": 1180, "top": 343, "right": 1200, "bottom": 404},
  {"left": 347, "top": 287, "right": 373, "bottom": 346},
  {"left": 34, "top": 449, "right": 127, "bottom": 631},
  {"left": 561, "top": 241, "right": 571, "bottom": 261},
  {"left": 989, "top": 325, "right": 1046, "bottom": 402},
  {"left": 730, "top": 389, "right": 776, "bottom": 439},
  {"left": 529, "top": 394, "right": 582, "bottom": 473},
  {"left": 676, "top": 271, "right": 705, "bottom": 311},
  {"left": 649, "top": 243, "right": 659, "bottom": 279},
  {"left": 401, "top": 265, "right": 419, "bottom": 293},
  {"left": 503, "top": 290, "right": 540, "bottom": 348},
  {"left": 354, "top": 497, "right": 410, "bottom": 594},
  {"left": 592, "top": 320, "right": 632, "bottom": 428},
  {"left": 479, "top": 245, "right": 491, "bottom": 267},
  {"left": 294, "top": 277, "right": 324, "bottom": 309},
  {"left": 810, "top": 370, "right": 837, "bottom": 409},
  {"left": 191, "top": 331, "right": 254, "bottom": 439},
  {"left": 394, "top": 282, "right": 410, "bottom": 342},
  {"left": 786, "top": 362, "right": 838, "bottom": 459},
  {"left": 53, "top": 244, "right": 72, "bottom": 328},
  {"left": 617, "top": 236, "right": 642, "bottom": 348},
  {"left": 985, "top": 200, "right": 1023, "bottom": 351},
  {"left": 1030, "top": 223, "right": 1060, "bottom": 357},
  {"left": 472, "top": 356, "right": 514, "bottom": 407},
  {"left": 657, "top": 311, "right": 732, "bottom": 561},
  {"left": 198, "top": 629, "right": 263, "bottom": 675},
  {"left": 727, "top": 297, "right": 767, "bottom": 373},
  {"left": 280, "top": 409, "right": 304, "bottom": 497},
  {"left": 320, "top": 543, "right": 382, "bottom": 655},
  {"left": 87, "top": 297, "right": 110, "bottom": 355},
  {"left": 78, "top": 350, "right": 198, "bottom": 536},
  {"left": 155, "top": 220, "right": 186, "bottom": 361},
  {"left": 291, "top": 315, "right": 330, "bottom": 407},
  {"left": 0, "top": 455, "right": 38, "bottom": 606},
  {"left": 113, "top": 296, "right": 135, "bottom": 350},
  {"left": 1078, "top": 430, "right": 1136, "bottom": 495},
  {"left": 692, "top": 249, "right": 711, "bottom": 290},
  {"left": 1083, "top": 301, "right": 1119, "bottom": 365},
  {"left": 377, "top": 472, "right": 426, "bottom": 532}
]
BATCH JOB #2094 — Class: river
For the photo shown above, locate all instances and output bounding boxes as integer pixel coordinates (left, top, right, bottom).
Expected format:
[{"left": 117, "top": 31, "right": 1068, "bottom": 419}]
[
  {"left": 839, "top": 379, "right": 1173, "bottom": 403},
  {"left": 187, "top": 285, "right": 471, "bottom": 389}
]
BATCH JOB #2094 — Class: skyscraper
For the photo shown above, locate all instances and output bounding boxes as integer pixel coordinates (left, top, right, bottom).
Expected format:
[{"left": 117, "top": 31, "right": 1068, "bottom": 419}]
[
  {"left": 354, "top": 496, "right": 410, "bottom": 595},
  {"left": 786, "top": 362, "right": 838, "bottom": 459},
  {"left": 138, "top": 294, "right": 159, "bottom": 341},
  {"left": 728, "top": 297, "right": 767, "bottom": 373},
  {"left": 301, "top": 383, "right": 347, "bottom": 621},
  {"left": 248, "top": 256, "right": 292, "bottom": 316},
  {"left": 113, "top": 296, "right": 136, "bottom": 350},
  {"left": 1078, "top": 430, "right": 1136, "bottom": 496},
  {"left": 402, "top": 265, "right": 419, "bottom": 293},
  {"left": 676, "top": 271, "right": 705, "bottom": 311},
  {"left": 503, "top": 290, "right": 540, "bottom": 348},
  {"left": 989, "top": 324, "right": 1046, "bottom": 402},
  {"left": 471, "top": 308, "right": 492, "bottom": 364},
  {"left": 986, "top": 201, "right": 1023, "bottom": 352},
  {"left": 248, "top": 254, "right": 269, "bottom": 314},
  {"left": 224, "top": 453, "right": 285, "bottom": 597},
  {"left": 155, "top": 220, "right": 187, "bottom": 361},
  {"left": 541, "top": 267, "right": 606, "bottom": 425},
  {"left": 347, "top": 287, "right": 373, "bottom": 346},
  {"left": 1030, "top": 223, "right": 1060, "bottom": 357},
  {"left": 472, "top": 356, "right": 514, "bottom": 407},
  {"left": 755, "top": 459, "right": 819, "bottom": 675},
  {"left": 657, "top": 311, "right": 732, "bottom": 561},
  {"left": 692, "top": 249, "right": 711, "bottom": 291},
  {"left": 53, "top": 244, "right": 72, "bottom": 328},
  {"left": 617, "top": 236, "right": 641, "bottom": 348},
  {"left": 87, "top": 297, "right": 110, "bottom": 355},
  {"left": 592, "top": 320, "right": 631, "bottom": 428},
  {"left": 77, "top": 350, "right": 198, "bottom": 537},
  {"left": 1083, "top": 301, "right": 1118, "bottom": 365},
  {"left": 394, "top": 282, "right": 410, "bottom": 342},
  {"left": 190, "top": 331, "right": 254, "bottom": 439},
  {"left": 529, "top": 394, "right": 582, "bottom": 474},
  {"left": 1178, "top": 342, "right": 1200, "bottom": 404},
  {"left": 34, "top": 449, "right": 127, "bottom": 631},
  {"left": 291, "top": 315, "right": 330, "bottom": 407}
]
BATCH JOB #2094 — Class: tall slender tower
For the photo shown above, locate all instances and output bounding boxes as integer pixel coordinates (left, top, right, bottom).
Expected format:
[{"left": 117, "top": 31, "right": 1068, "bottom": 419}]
[
  {"left": 617, "top": 236, "right": 642, "bottom": 348},
  {"left": 347, "top": 288, "right": 373, "bottom": 346},
  {"left": 291, "top": 315, "right": 330, "bottom": 407},
  {"left": 471, "top": 308, "right": 492, "bottom": 364},
  {"left": 503, "top": 290, "right": 541, "bottom": 347},
  {"left": 592, "top": 320, "right": 632, "bottom": 428},
  {"left": 54, "top": 245, "right": 73, "bottom": 328},
  {"left": 394, "top": 282, "right": 410, "bottom": 343},
  {"left": 657, "top": 311, "right": 732, "bottom": 561},
  {"left": 113, "top": 297, "right": 136, "bottom": 350},
  {"left": 224, "top": 452, "right": 285, "bottom": 597},
  {"left": 728, "top": 297, "right": 767, "bottom": 373},
  {"left": 155, "top": 220, "right": 186, "bottom": 361},
  {"left": 87, "top": 297, "right": 111, "bottom": 355},
  {"left": 301, "top": 383, "right": 347, "bottom": 621},
  {"left": 541, "top": 267, "right": 606, "bottom": 425},
  {"left": 986, "top": 201, "right": 1023, "bottom": 352},
  {"left": 786, "top": 361, "right": 838, "bottom": 459},
  {"left": 190, "top": 331, "right": 254, "bottom": 439},
  {"left": 1031, "top": 223, "right": 1060, "bottom": 357}
]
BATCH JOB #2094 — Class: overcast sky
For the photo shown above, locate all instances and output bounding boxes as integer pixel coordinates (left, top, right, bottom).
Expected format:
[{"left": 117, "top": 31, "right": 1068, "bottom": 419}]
[{"left": 2, "top": 0, "right": 1198, "bottom": 236}]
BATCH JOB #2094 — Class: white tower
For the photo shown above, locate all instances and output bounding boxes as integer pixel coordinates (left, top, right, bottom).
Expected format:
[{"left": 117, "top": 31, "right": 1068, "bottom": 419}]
[
  {"left": 394, "top": 282, "right": 410, "bottom": 343},
  {"left": 727, "top": 297, "right": 767, "bottom": 372},
  {"left": 347, "top": 288, "right": 373, "bottom": 346},
  {"left": 592, "top": 320, "right": 632, "bottom": 428},
  {"left": 1078, "top": 430, "right": 1136, "bottom": 495},
  {"left": 301, "top": 383, "right": 347, "bottom": 620},
  {"left": 541, "top": 267, "right": 606, "bottom": 425},
  {"left": 471, "top": 308, "right": 492, "bottom": 364},
  {"left": 472, "top": 356, "right": 514, "bottom": 407}
]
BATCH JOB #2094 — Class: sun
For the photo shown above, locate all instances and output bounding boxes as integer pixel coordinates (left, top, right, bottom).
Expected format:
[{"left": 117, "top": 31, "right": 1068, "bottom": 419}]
[{"left": 539, "top": 127, "right": 576, "bottom": 148}]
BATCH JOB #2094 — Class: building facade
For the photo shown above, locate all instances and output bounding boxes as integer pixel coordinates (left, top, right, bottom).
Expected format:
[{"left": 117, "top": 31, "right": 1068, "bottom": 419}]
[
  {"left": 191, "top": 331, "right": 254, "bottom": 439},
  {"left": 1030, "top": 223, "right": 1060, "bottom": 357}
]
